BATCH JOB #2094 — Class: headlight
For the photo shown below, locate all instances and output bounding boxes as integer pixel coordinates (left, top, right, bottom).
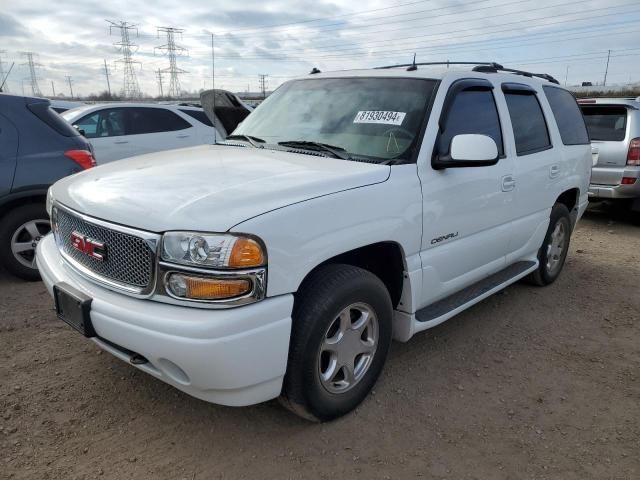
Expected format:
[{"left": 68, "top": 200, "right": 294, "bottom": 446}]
[
  {"left": 161, "top": 232, "right": 266, "bottom": 269},
  {"left": 46, "top": 187, "right": 55, "bottom": 217}
]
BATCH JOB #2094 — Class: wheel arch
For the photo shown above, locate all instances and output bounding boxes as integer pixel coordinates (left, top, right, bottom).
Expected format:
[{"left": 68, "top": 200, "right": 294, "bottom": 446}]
[
  {"left": 0, "top": 190, "right": 48, "bottom": 221},
  {"left": 295, "top": 241, "right": 407, "bottom": 310},
  {"left": 555, "top": 187, "right": 580, "bottom": 227}
]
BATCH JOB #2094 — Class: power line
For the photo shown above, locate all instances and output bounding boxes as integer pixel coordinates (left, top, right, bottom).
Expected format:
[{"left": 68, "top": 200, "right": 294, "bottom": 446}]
[
  {"left": 21, "top": 52, "right": 42, "bottom": 97},
  {"left": 108, "top": 20, "right": 141, "bottom": 98},
  {"left": 155, "top": 26, "right": 188, "bottom": 98}
]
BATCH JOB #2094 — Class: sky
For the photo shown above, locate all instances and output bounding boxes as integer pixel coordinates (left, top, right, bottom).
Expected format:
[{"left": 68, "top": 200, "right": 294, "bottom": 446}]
[{"left": 1, "top": 0, "right": 640, "bottom": 97}]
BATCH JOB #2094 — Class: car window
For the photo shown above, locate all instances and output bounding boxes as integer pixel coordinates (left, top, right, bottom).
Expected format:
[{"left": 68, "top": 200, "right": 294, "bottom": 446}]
[
  {"left": 179, "top": 109, "right": 213, "bottom": 127},
  {"left": 543, "top": 87, "right": 589, "bottom": 145},
  {"left": 580, "top": 106, "right": 627, "bottom": 141},
  {"left": 125, "top": 108, "right": 191, "bottom": 135},
  {"left": 504, "top": 93, "right": 551, "bottom": 155},
  {"left": 437, "top": 89, "right": 504, "bottom": 157},
  {"left": 75, "top": 109, "right": 126, "bottom": 138}
]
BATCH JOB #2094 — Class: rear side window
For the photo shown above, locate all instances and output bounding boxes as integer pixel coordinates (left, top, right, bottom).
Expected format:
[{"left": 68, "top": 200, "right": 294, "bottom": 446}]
[
  {"left": 126, "top": 108, "right": 191, "bottom": 135},
  {"left": 75, "top": 109, "right": 126, "bottom": 138},
  {"left": 581, "top": 106, "right": 627, "bottom": 141},
  {"left": 543, "top": 87, "right": 589, "bottom": 145},
  {"left": 179, "top": 109, "right": 213, "bottom": 127},
  {"left": 504, "top": 93, "right": 551, "bottom": 155},
  {"left": 27, "top": 102, "right": 80, "bottom": 137},
  {"left": 437, "top": 89, "right": 504, "bottom": 157}
]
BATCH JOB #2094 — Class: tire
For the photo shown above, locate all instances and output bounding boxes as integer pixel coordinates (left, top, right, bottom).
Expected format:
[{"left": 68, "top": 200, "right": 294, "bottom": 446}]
[
  {"left": 280, "top": 264, "right": 393, "bottom": 422},
  {"left": 0, "top": 203, "right": 51, "bottom": 281},
  {"left": 526, "top": 203, "right": 572, "bottom": 286}
]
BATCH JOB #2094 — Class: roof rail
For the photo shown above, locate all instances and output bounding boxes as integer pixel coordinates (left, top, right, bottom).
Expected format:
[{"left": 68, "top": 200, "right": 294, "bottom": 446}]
[{"left": 374, "top": 61, "right": 560, "bottom": 84}]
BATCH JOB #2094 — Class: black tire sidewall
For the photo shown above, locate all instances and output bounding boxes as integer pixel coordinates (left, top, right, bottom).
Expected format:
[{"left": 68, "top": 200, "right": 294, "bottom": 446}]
[
  {"left": 538, "top": 204, "right": 572, "bottom": 284},
  {"left": 286, "top": 265, "right": 393, "bottom": 421},
  {"left": 0, "top": 203, "right": 48, "bottom": 281}
]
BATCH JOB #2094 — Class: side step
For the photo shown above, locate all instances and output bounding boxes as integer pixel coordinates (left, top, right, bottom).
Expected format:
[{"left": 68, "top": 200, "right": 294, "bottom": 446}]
[{"left": 416, "top": 261, "right": 536, "bottom": 324}]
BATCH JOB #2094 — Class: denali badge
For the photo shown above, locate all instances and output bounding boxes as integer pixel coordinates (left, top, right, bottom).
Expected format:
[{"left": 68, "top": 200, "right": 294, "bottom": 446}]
[
  {"left": 431, "top": 232, "right": 459, "bottom": 245},
  {"left": 70, "top": 231, "right": 107, "bottom": 262}
]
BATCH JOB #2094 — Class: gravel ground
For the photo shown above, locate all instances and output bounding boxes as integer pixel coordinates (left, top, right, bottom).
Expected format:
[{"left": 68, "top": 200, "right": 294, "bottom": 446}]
[{"left": 1, "top": 208, "right": 639, "bottom": 480}]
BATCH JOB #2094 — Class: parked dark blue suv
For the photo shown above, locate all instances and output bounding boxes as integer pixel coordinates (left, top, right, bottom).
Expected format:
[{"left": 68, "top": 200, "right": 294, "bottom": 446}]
[{"left": 0, "top": 93, "right": 96, "bottom": 280}]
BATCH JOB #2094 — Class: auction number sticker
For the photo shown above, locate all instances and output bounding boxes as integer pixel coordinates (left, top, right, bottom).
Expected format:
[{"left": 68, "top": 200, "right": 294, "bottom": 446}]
[{"left": 353, "top": 110, "right": 406, "bottom": 125}]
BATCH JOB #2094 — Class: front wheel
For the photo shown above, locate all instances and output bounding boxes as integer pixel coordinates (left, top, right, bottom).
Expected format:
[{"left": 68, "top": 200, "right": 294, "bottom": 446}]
[
  {"left": 526, "top": 203, "right": 572, "bottom": 286},
  {"left": 0, "top": 204, "right": 51, "bottom": 281},
  {"left": 280, "top": 264, "right": 393, "bottom": 422}
]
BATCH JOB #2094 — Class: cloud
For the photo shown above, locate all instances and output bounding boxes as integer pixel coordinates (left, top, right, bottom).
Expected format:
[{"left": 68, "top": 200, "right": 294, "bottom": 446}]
[{"left": 0, "top": 14, "right": 27, "bottom": 37}]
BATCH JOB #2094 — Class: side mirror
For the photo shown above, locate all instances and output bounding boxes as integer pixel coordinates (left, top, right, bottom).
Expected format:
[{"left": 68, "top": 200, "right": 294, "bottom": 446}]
[
  {"left": 433, "top": 134, "right": 499, "bottom": 169},
  {"left": 73, "top": 125, "right": 86, "bottom": 136}
]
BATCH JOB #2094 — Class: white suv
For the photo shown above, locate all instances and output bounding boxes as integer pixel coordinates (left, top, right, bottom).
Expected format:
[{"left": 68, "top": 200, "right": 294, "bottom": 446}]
[{"left": 36, "top": 63, "right": 591, "bottom": 421}]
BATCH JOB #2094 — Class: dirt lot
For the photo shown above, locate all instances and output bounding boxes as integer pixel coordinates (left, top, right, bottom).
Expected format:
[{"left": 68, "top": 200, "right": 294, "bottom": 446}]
[{"left": 1, "top": 208, "right": 639, "bottom": 480}]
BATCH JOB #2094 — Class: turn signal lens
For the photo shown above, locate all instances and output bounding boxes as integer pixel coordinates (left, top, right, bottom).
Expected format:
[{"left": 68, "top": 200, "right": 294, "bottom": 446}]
[
  {"left": 229, "top": 238, "right": 265, "bottom": 268},
  {"left": 627, "top": 138, "right": 640, "bottom": 166},
  {"left": 167, "top": 273, "right": 251, "bottom": 300}
]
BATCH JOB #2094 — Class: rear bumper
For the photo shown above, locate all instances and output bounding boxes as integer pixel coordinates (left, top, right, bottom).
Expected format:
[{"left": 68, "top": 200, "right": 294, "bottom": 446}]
[
  {"left": 36, "top": 234, "right": 293, "bottom": 407},
  {"left": 589, "top": 167, "right": 640, "bottom": 199}
]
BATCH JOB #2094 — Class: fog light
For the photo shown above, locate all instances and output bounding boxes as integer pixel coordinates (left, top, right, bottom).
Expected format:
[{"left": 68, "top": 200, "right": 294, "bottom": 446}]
[{"left": 166, "top": 273, "right": 251, "bottom": 300}]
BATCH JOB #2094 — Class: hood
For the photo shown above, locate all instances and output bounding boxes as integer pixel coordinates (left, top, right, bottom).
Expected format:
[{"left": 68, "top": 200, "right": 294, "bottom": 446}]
[{"left": 53, "top": 144, "right": 390, "bottom": 232}]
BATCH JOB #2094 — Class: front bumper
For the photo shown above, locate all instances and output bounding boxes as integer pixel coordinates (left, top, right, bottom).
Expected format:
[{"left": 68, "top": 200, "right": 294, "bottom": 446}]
[{"left": 36, "top": 234, "right": 293, "bottom": 407}]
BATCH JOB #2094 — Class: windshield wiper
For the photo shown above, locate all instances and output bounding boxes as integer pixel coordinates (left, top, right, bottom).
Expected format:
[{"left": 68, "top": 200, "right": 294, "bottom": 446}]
[
  {"left": 278, "top": 140, "right": 352, "bottom": 160},
  {"left": 225, "top": 134, "right": 265, "bottom": 148}
]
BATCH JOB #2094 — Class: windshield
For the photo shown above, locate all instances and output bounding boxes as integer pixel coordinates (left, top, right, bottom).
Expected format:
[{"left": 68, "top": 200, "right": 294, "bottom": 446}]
[{"left": 233, "top": 77, "right": 437, "bottom": 163}]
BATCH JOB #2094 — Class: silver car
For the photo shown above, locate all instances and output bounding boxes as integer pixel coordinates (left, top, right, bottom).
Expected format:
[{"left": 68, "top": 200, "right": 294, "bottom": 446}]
[{"left": 579, "top": 97, "right": 640, "bottom": 211}]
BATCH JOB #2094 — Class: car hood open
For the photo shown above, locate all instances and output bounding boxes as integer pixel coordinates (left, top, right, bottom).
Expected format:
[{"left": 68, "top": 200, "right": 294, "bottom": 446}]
[{"left": 52, "top": 144, "right": 390, "bottom": 232}]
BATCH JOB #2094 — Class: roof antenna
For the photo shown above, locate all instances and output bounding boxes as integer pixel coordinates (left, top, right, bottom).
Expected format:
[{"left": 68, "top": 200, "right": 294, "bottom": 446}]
[
  {"left": 406, "top": 53, "right": 417, "bottom": 71},
  {"left": 310, "top": 67, "right": 321, "bottom": 74}
]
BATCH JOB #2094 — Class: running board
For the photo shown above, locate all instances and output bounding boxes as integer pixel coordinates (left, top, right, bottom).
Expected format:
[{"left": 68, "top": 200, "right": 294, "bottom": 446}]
[{"left": 415, "top": 261, "right": 537, "bottom": 327}]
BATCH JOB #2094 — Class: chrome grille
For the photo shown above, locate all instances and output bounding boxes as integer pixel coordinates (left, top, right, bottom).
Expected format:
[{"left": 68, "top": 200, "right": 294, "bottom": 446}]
[{"left": 53, "top": 207, "right": 155, "bottom": 289}]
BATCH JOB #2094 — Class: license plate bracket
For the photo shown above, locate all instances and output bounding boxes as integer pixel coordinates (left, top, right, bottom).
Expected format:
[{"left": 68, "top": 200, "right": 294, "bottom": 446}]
[{"left": 53, "top": 282, "right": 95, "bottom": 337}]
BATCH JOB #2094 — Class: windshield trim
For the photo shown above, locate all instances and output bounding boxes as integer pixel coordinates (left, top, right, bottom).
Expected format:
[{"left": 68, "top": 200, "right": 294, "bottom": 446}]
[{"left": 237, "top": 76, "right": 441, "bottom": 165}]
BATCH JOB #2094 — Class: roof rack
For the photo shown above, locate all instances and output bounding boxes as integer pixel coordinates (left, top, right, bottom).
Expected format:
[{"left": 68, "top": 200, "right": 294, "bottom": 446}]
[{"left": 374, "top": 61, "right": 560, "bottom": 84}]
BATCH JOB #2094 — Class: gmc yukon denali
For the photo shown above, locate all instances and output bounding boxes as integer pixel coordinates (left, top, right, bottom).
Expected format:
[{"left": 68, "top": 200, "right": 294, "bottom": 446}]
[{"left": 36, "top": 63, "right": 592, "bottom": 421}]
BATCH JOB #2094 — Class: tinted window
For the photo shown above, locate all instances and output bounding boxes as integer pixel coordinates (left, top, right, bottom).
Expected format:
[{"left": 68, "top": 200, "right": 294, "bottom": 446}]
[
  {"left": 543, "top": 87, "right": 589, "bottom": 145},
  {"left": 505, "top": 93, "right": 551, "bottom": 155},
  {"left": 580, "top": 106, "right": 627, "bottom": 141},
  {"left": 437, "top": 89, "right": 504, "bottom": 157},
  {"left": 126, "top": 108, "right": 191, "bottom": 135},
  {"left": 179, "top": 109, "right": 213, "bottom": 127}
]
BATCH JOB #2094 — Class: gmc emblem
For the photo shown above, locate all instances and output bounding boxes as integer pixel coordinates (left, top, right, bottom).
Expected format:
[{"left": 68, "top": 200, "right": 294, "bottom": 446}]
[{"left": 70, "top": 231, "right": 107, "bottom": 262}]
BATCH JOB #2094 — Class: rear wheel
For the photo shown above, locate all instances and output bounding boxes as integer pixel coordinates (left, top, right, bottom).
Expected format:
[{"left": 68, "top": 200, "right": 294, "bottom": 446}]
[
  {"left": 280, "top": 264, "right": 393, "bottom": 422},
  {"left": 0, "top": 204, "right": 50, "bottom": 281},
  {"left": 527, "top": 203, "right": 571, "bottom": 286}
]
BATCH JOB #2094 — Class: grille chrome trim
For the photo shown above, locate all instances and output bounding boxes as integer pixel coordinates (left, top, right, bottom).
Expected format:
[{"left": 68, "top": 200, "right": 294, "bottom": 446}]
[{"left": 52, "top": 203, "right": 161, "bottom": 297}]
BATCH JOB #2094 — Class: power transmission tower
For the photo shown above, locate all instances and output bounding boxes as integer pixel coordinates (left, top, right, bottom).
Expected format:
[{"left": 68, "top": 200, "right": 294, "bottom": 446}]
[
  {"left": 65, "top": 75, "right": 74, "bottom": 98},
  {"left": 155, "top": 26, "right": 187, "bottom": 98},
  {"left": 21, "top": 52, "right": 42, "bottom": 96},
  {"left": 156, "top": 69, "right": 164, "bottom": 97},
  {"left": 107, "top": 20, "right": 141, "bottom": 98},
  {"left": 258, "top": 74, "right": 268, "bottom": 99},
  {"left": 103, "top": 59, "right": 112, "bottom": 97},
  {"left": 0, "top": 51, "right": 9, "bottom": 93}
]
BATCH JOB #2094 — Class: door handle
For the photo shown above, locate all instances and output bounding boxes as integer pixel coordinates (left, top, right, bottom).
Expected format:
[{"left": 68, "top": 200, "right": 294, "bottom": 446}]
[
  {"left": 177, "top": 134, "right": 190, "bottom": 138},
  {"left": 550, "top": 164, "right": 560, "bottom": 178},
  {"left": 114, "top": 140, "right": 129, "bottom": 144},
  {"left": 501, "top": 175, "right": 516, "bottom": 192}
]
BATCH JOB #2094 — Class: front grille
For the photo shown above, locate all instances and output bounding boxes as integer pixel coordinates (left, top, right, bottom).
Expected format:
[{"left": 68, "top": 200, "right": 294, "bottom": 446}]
[{"left": 53, "top": 207, "right": 155, "bottom": 289}]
